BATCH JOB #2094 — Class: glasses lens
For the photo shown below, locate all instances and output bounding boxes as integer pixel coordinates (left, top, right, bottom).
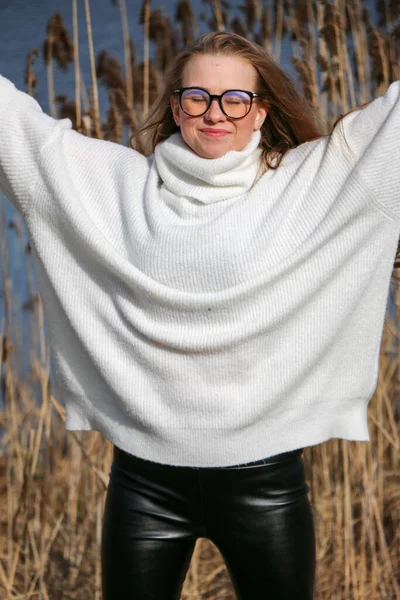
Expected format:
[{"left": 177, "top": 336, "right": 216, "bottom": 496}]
[
  {"left": 221, "top": 90, "right": 251, "bottom": 118},
  {"left": 180, "top": 88, "right": 210, "bottom": 116}
]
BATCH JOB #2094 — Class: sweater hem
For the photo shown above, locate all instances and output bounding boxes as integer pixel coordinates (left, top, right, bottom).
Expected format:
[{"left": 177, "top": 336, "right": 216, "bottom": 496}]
[{"left": 64, "top": 395, "right": 371, "bottom": 468}]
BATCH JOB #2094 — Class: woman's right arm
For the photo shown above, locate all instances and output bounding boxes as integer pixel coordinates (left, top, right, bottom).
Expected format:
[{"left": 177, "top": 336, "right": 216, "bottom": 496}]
[{"left": 0, "top": 74, "right": 75, "bottom": 216}]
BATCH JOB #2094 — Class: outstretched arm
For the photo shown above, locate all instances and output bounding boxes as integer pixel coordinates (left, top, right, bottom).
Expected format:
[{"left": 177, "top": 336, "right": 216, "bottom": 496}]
[
  {"left": 0, "top": 74, "right": 150, "bottom": 227},
  {"left": 333, "top": 81, "right": 400, "bottom": 221},
  {"left": 0, "top": 74, "right": 73, "bottom": 215}
]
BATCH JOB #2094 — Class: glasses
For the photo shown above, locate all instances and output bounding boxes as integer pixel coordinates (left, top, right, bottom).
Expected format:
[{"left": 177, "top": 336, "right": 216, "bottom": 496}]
[{"left": 174, "top": 87, "right": 260, "bottom": 119}]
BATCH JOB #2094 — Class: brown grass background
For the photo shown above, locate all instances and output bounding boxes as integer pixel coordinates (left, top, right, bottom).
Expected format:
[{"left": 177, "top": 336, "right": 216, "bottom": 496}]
[{"left": 1, "top": 0, "right": 400, "bottom": 598}]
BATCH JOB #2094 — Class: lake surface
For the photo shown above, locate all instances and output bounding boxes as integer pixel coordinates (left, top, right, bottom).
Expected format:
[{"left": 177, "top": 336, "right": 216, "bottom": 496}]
[
  {"left": 0, "top": 0, "right": 381, "bottom": 121},
  {"left": 0, "top": 0, "right": 212, "bottom": 114}
]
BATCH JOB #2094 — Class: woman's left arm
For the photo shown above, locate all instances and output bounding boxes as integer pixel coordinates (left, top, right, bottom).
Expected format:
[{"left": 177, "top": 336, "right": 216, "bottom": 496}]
[{"left": 335, "top": 81, "right": 400, "bottom": 219}]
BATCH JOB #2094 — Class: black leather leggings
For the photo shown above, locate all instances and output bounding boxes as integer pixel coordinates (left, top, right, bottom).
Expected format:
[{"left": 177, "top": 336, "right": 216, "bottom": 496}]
[{"left": 101, "top": 446, "right": 316, "bottom": 600}]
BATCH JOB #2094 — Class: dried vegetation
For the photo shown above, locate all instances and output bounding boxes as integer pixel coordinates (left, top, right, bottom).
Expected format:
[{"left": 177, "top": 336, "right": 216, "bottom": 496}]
[{"left": 1, "top": 0, "right": 400, "bottom": 598}]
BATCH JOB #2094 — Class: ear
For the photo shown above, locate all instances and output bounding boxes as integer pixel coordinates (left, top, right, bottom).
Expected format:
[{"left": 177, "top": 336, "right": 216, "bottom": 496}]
[
  {"left": 170, "top": 95, "right": 180, "bottom": 126},
  {"left": 254, "top": 104, "right": 268, "bottom": 131}
]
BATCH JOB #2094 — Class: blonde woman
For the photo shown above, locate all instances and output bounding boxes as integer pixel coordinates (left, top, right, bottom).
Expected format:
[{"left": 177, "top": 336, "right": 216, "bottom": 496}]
[{"left": 1, "top": 31, "right": 399, "bottom": 600}]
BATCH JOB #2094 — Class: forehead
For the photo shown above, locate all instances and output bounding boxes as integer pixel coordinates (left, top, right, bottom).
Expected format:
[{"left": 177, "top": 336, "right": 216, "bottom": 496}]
[{"left": 182, "top": 54, "right": 257, "bottom": 91}]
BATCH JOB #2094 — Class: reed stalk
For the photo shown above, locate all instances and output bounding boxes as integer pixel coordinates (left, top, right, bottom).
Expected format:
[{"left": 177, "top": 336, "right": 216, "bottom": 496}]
[
  {"left": 118, "top": 0, "right": 134, "bottom": 112},
  {"left": 211, "top": 0, "right": 225, "bottom": 32},
  {"left": 72, "top": 0, "right": 82, "bottom": 131},
  {"left": 143, "top": 0, "right": 150, "bottom": 116},
  {"left": 45, "top": 36, "right": 57, "bottom": 117},
  {"left": 84, "top": 0, "right": 101, "bottom": 138},
  {"left": 273, "top": 0, "right": 284, "bottom": 62},
  {"left": 261, "top": 5, "right": 272, "bottom": 54}
]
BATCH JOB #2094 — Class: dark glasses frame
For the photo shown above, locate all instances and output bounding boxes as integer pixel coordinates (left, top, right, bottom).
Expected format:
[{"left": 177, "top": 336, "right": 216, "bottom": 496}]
[{"left": 173, "top": 87, "right": 261, "bottom": 119}]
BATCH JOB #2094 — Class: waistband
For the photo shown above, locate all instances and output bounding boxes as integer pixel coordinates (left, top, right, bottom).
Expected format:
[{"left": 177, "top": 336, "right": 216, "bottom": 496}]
[{"left": 113, "top": 445, "right": 304, "bottom": 471}]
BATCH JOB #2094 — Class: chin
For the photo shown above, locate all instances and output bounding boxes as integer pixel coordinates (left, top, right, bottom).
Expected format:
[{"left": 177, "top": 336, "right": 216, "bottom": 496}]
[
  {"left": 195, "top": 141, "right": 234, "bottom": 160},
  {"left": 200, "top": 149, "right": 229, "bottom": 159},
  {"left": 181, "top": 133, "right": 234, "bottom": 159}
]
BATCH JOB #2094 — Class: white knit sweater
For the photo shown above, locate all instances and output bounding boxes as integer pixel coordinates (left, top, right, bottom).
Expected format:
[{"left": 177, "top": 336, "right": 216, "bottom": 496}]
[{"left": 1, "top": 74, "right": 400, "bottom": 467}]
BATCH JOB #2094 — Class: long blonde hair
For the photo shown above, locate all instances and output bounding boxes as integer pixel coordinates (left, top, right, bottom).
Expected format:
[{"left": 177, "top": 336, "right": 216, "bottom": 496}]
[{"left": 130, "top": 31, "right": 323, "bottom": 168}]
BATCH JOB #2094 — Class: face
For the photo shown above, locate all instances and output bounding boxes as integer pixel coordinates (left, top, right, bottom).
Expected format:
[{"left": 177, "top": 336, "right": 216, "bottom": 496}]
[{"left": 170, "top": 54, "right": 267, "bottom": 159}]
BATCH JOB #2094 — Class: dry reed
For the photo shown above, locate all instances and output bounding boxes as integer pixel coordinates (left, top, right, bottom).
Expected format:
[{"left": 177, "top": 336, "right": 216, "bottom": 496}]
[{"left": 1, "top": 0, "right": 400, "bottom": 598}]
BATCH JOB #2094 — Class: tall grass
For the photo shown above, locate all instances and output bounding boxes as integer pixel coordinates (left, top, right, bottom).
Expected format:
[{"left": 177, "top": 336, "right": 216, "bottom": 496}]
[{"left": 1, "top": 0, "right": 400, "bottom": 598}]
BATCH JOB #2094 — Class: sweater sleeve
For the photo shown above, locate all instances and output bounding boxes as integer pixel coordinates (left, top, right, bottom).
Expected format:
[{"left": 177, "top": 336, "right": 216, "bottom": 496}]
[
  {"left": 0, "top": 75, "right": 78, "bottom": 215},
  {"left": 335, "top": 80, "right": 400, "bottom": 220}
]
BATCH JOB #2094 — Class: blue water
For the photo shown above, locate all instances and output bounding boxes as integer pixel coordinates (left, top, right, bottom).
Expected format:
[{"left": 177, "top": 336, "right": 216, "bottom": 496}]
[
  {"left": 0, "top": 0, "right": 210, "bottom": 115},
  {"left": 0, "top": 0, "right": 380, "bottom": 123}
]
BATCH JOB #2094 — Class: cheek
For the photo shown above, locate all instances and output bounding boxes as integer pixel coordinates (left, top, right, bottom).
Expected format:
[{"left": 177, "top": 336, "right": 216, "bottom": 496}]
[
  {"left": 179, "top": 119, "right": 199, "bottom": 150},
  {"left": 180, "top": 118, "right": 198, "bottom": 138},
  {"left": 231, "top": 119, "right": 258, "bottom": 151},
  {"left": 238, "top": 120, "right": 256, "bottom": 139}
]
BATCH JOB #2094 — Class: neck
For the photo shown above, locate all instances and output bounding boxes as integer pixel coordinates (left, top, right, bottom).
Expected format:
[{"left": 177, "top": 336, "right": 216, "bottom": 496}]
[{"left": 154, "top": 130, "right": 263, "bottom": 204}]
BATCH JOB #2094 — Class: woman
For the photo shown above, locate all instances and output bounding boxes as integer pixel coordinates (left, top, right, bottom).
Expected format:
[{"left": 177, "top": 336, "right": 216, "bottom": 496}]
[{"left": 0, "top": 31, "right": 399, "bottom": 600}]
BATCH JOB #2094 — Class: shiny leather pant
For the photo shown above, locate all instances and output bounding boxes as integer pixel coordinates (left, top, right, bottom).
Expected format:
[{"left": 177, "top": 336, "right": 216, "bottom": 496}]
[{"left": 101, "top": 446, "right": 316, "bottom": 599}]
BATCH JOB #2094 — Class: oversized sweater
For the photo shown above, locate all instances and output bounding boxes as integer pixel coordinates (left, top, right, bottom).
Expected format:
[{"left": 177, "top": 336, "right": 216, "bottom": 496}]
[{"left": 1, "top": 74, "right": 400, "bottom": 467}]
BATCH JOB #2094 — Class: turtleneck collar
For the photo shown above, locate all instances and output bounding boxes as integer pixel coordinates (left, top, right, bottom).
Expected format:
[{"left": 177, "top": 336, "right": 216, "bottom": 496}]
[{"left": 154, "top": 130, "right": 262, "bottom": 204}]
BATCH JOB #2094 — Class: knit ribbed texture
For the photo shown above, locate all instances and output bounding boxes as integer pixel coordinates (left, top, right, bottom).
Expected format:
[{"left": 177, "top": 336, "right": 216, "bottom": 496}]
[{"left": 1, "top": 75, "right": 400, "bottom": 466}]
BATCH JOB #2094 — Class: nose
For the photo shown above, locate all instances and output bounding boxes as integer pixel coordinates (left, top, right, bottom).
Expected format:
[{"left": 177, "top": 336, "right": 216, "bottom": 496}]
[{"left": 204, "top": 98, "right": 226, "bottom": 122}]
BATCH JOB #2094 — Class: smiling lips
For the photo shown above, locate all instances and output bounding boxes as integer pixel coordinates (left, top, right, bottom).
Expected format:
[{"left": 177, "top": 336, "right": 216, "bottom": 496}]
[{"left": 200, "top": 128, "right": 230, "bottom": 137}]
